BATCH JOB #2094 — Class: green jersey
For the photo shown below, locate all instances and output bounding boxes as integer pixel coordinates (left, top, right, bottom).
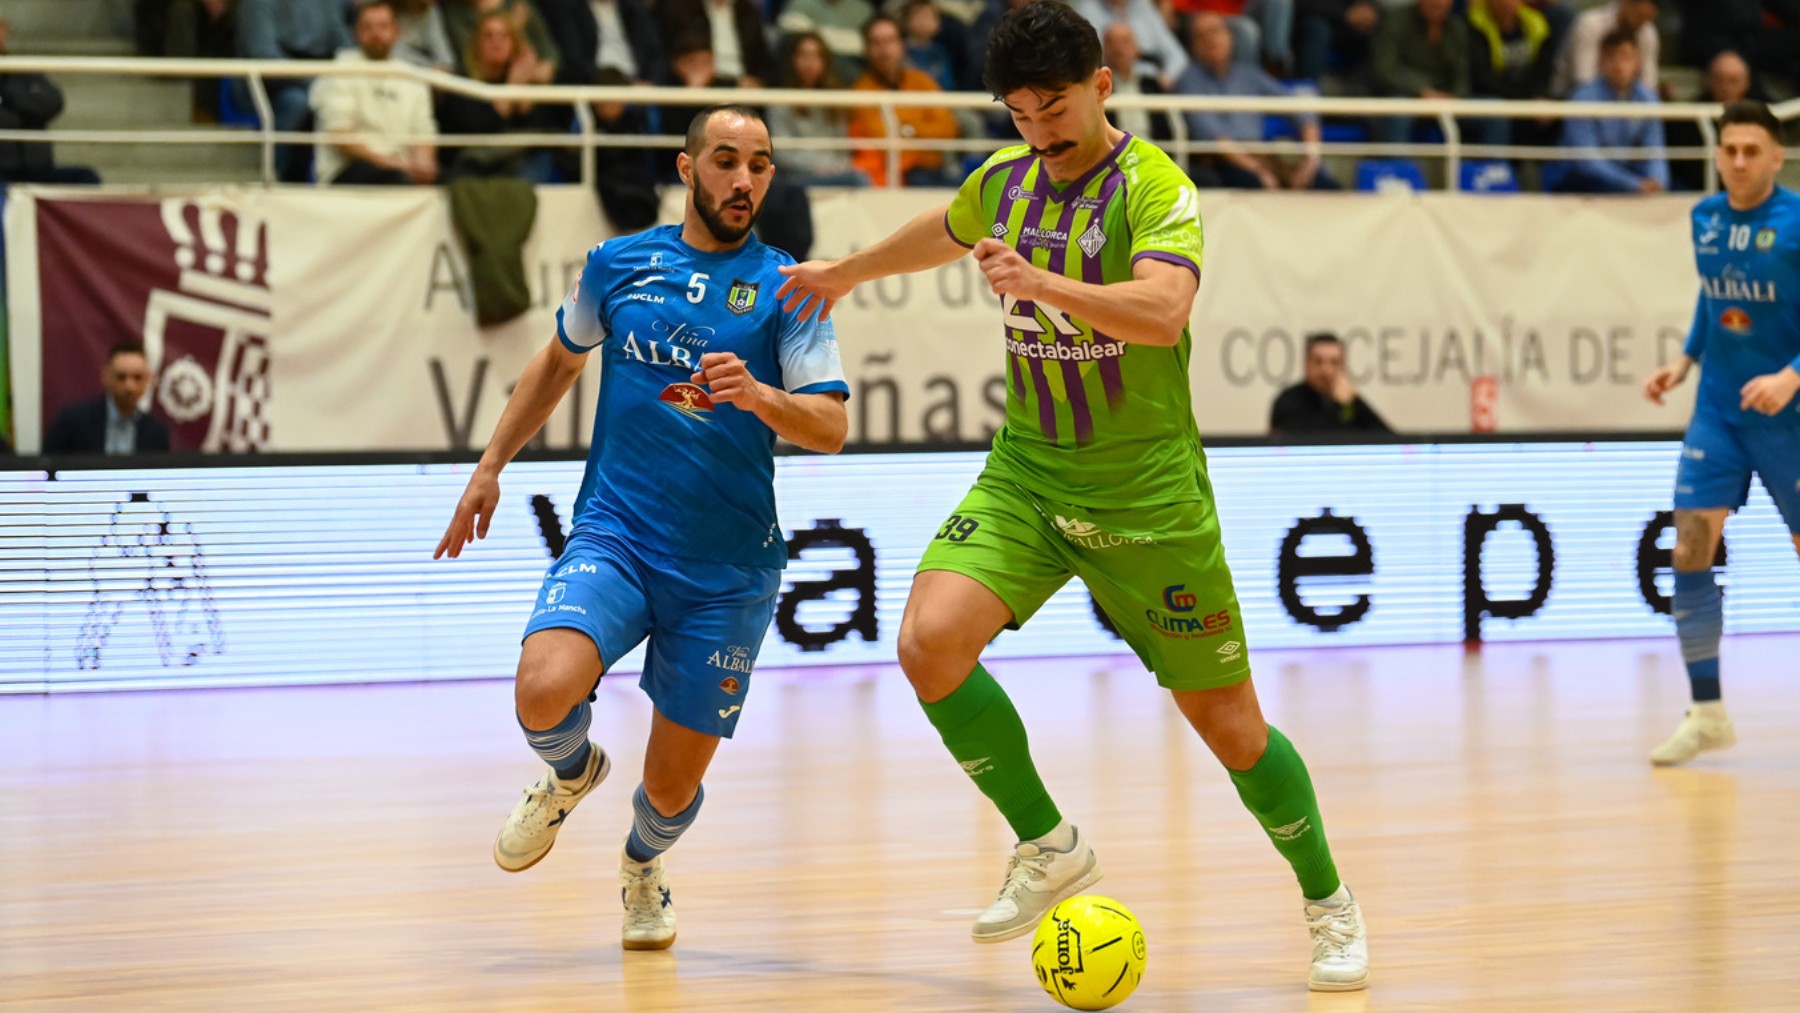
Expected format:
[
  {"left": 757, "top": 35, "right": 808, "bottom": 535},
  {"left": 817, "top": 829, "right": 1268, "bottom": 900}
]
[{"left": 945, "top": 134, "right": 1207, "bottom": 508}]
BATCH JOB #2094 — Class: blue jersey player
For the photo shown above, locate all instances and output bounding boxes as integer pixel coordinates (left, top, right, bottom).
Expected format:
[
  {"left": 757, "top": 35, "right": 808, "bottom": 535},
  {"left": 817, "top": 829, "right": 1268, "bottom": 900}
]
[
  {"left": 1643, "top": 101, "right": 1800, "bottom": 766},
  {"left": 433, "top": 105, "right": 849, "bottom": 948}
]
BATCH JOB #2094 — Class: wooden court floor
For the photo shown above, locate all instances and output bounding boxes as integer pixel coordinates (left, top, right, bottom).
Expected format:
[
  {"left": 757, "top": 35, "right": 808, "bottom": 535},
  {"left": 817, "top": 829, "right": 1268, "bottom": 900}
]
[{"left": 4, "top": 635, "right": 1799, "bottom": 1012}]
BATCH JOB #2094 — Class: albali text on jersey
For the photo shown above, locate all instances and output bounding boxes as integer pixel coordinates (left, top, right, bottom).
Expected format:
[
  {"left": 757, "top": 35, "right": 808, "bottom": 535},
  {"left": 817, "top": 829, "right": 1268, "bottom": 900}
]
[
  {"left": 1685, "top": 187, "right": 1800, "bottom": 427},
  {"left": 555, "top": 226, "right": 849, "bottom": 570}
]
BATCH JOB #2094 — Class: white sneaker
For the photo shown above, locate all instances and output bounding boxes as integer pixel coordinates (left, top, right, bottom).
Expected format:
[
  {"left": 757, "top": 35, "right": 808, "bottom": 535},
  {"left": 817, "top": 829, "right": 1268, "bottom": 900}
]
[
  {"left": 621, "top": 852, "right": 677, "bottom": 950},
  {"left": 492, "top": 744, "right": 610, "bottom": 872},
  {"left": 1650, "top": 702, "right": 1736, "bottom": 766},
  {"left": 1305, "top": 887, "right": 1369, "bottom": 992},
  {"left": 970, "top": 827, "right": 1104, "bottom": 944}
]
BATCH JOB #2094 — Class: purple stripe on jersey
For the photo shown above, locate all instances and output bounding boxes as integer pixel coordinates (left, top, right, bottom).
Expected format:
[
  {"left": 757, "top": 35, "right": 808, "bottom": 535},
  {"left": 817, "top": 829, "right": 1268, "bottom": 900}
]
[
  {"left": 1011, "top": 349, "right": 1026, "bottom": 396},
  {"left": 991, "top": 157, "right": 1036, "bottom": 232},
  {"left": 1009, "top": 164, "right": 1062, "bottom": 440},
  {"left": 1091, "top": 168, "right": 1129, "bottom": 410},
  {"left": 1131, "top": 250, "right": 1201, "bottom": 280},
  {"left": 1043, "top": 194, "right": 1094, "bottom": 445}
]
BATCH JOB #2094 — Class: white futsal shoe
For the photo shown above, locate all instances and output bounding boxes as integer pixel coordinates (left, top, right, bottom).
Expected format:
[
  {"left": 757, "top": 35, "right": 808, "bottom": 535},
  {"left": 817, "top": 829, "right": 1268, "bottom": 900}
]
[
  {"left": 1304, "top": 886, "right": 1369, "bottom": 992},
  {"left": 621, "top": 852, "right": 678, "bottom": 950},
  {"left": 492, "top": 744, "right": 610, "bottom": 872},
  {"left": 1650, "top": 702, "right": 1736, "bottom": 766},
  {"left": 971, "top": 827, "right": 1104, "bottom": 943}
]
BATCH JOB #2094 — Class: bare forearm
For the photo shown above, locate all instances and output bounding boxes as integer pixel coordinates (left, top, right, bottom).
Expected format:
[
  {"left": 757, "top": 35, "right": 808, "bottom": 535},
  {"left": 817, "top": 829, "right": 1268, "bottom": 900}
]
[
  {"left": 749, "top": 390, "right": 847, "bottom": 454},
  {"left": 839, "top": 205, "right": 965, "bottom": 284},
  {"left": 477, "top": 345, "right": 582, "bottom": 473},
  {"left": 1034, "top": 274, "right": 1193, "bottom": 347}
]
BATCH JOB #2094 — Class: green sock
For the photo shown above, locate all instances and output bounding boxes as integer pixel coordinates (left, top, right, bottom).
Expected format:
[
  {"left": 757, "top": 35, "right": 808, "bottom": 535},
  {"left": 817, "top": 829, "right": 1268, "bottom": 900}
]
[
  {"left": 919, "top": 663, "right": 1062, "bottom": 841},
  {"left": 1228, "top": 725, "right": 1342, "bottom": 900}
]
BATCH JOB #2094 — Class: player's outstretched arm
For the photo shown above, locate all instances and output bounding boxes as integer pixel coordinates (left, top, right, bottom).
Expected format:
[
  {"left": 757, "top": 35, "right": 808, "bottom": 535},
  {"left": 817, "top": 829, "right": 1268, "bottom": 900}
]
[
  {"left": 973, "top": 238, "right": 1197, "bottom": 347},
  {"left": 434, "top": 337, "right": 587, "bottom": 559},
  {"left": 693, "top": 352, "right": 848, "bottom": 454},
  {"left": 775, "top": 205, "right": 965, "bottom": 322}
]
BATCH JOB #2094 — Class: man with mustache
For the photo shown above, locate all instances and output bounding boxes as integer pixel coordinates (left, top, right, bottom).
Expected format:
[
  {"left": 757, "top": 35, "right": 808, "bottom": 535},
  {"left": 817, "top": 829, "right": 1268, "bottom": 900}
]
[
  {"left": 435, "top": 105, "right": 849, "bottom": 950},
  {"left": 776, "top": 0, "right": 1368, "bottom": 992}
]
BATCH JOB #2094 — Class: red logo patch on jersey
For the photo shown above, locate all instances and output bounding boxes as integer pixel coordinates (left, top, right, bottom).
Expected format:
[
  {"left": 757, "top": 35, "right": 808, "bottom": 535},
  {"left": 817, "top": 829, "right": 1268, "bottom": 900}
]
[
  {"left": 658, "top": 382, "right": 715, "bottom": 421},
  {"left": 719, "top": 677, "right": 741, "bottom": 696},
  {"left": 1720, "top": 307, "right": 1752, "bottom": 334}
]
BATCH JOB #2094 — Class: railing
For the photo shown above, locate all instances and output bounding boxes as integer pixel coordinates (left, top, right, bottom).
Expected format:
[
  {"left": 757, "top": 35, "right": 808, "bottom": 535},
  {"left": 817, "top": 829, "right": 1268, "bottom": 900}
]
[{"left": 3, "top": 55, "right": 1798, "bottom": 190}]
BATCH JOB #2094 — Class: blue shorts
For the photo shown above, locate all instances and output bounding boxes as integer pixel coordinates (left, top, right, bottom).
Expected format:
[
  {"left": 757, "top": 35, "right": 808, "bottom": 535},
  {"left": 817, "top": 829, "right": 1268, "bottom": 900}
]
[
  {"left": 522, "top": 527, "right": 782, "bottom": 738},
  {"left": 1675, "top": 410, "right": 1800, "bottom": 534}
]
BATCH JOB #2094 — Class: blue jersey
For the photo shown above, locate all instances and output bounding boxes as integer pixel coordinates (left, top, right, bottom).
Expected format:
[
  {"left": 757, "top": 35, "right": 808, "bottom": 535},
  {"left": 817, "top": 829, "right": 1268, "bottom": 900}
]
[
  {"left": 555, "top": 226, "right": 848, "bottom": 569},
  {"left": 1685, "top": 187, "right": 1800, "bottom": 428}
]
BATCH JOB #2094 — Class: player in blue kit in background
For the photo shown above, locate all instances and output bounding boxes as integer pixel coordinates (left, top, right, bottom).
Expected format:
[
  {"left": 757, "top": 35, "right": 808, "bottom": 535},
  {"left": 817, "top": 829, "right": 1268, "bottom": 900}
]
[
  {"left": 433, "top": 104, "right": 849, "bottom": 948},
  {"left": 1642, "top": 100, "right": 1800, "bottom": 766}
]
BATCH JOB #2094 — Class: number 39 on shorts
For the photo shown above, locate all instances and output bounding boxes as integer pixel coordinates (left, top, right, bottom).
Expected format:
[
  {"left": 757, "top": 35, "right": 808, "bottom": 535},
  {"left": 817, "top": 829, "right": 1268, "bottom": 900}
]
[{"left": 935, "top": 515, "right": 980, "bottom": 543}]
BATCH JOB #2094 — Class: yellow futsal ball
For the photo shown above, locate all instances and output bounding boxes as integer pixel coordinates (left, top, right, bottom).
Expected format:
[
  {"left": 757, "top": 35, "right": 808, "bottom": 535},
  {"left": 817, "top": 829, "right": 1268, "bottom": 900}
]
[{"left": 1030, "top": 895, "right": 1147, "bottom": 1010}]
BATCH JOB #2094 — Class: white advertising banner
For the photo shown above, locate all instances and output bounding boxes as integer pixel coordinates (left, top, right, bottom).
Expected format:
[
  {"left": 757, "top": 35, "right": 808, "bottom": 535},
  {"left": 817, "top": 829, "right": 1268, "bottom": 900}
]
[
  {"left": 3, "top": 442, "right": 1797, "bottom": 694},
  {"left": 7, "top": 186, "right": 1703, "bottom": 453}
]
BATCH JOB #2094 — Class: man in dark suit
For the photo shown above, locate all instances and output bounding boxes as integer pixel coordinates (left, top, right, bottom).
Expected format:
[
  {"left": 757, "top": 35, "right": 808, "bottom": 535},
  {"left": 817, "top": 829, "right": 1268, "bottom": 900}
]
[
  {"left": 44, "top": 341, "right": 174, "bottom": 455},
  {"left": 1270, "top": 333, "right": 1392, "bottom": 435}
]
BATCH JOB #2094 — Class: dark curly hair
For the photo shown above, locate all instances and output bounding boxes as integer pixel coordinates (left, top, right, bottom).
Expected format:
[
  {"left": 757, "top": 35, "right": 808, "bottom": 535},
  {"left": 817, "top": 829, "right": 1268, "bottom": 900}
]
[
  {"left": 1718, "top": 99, "right": 1781, "bottom": 142},
  {"left": 983, "top": 0, "right": 1103, "bottom": 99}
]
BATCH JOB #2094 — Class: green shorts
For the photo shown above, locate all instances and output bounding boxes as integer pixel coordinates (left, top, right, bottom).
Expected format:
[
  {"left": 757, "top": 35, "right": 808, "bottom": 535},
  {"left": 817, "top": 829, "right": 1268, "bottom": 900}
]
[{"left": 917, "top": 468, "right": 1252, "bottom": 690}]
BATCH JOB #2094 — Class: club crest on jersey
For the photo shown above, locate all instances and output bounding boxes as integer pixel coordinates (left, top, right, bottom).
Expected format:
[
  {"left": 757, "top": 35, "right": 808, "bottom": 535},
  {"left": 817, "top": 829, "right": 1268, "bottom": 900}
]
[
  {"left": 658, "top": 382, "right": 715, "bottom": 421},
  {"left": 726, "top": 279, "right": 759, "bottom": 315},
  {"left": 1757, "top": 228, "right": 1777, "bottom": 251},
  {"left": 1720, "top": 307, "right": 1752, "bottom": 334},
  {"left": 1077, "top": 220, "right": 1108, "bottom": 257}
]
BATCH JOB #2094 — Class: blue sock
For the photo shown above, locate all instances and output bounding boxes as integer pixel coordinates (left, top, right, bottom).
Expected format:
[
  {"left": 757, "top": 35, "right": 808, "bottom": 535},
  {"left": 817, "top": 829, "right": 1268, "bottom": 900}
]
[
  {"left": 520, "top": 703, "right": 593, "bottom": 781},
  {"left": 624, "top": 782, "right": 704, "bottom": 863},
  {"left": 1672, "top": 570, "right": 1723, "bottom": 703}
]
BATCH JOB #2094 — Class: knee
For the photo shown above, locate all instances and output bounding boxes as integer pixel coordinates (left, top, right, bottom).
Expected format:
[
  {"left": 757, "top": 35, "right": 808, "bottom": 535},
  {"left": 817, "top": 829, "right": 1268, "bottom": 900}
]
[
  {"left": 1207, "top": 719, "right": 1270, "bottom": 771},
  {"left": 640, "top": 773, "right": 699, "bottom": 817},
  {"left": 514, "top": 662, "right": 577, "bottom": 730},
  {"left": 897, "top": 613, "right": 973, "bottom": 700}
]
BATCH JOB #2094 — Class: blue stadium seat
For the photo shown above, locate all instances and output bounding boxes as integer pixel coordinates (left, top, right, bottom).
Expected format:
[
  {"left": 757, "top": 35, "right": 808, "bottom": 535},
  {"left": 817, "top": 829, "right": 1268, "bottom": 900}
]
[
  {"left": 1459, "top": 160, "right": 1520, "bottom": 193},
  {"left": 218, "top": 80, "right": 261, "bottom": 128},
  {"left": 1356, "top": 159, "right": 1426, "bottom": 192}
]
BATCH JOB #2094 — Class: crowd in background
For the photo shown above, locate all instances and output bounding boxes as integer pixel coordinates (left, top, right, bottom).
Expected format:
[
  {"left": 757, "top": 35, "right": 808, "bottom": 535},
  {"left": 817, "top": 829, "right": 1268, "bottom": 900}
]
[{"left": 0, "top": 0, "right": 1783, "bottom": 194}]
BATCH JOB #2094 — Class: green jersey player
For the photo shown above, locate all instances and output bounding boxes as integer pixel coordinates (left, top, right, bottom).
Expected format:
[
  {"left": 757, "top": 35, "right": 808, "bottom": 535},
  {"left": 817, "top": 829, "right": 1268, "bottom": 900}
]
[{"left": 775, "top": 0, "right": 1368, "bottom": 992}]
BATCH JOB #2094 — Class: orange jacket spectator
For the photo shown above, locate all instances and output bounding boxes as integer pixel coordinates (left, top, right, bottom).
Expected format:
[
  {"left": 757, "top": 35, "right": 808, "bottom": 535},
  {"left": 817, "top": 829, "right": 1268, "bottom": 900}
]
[{"left": 849, "top": 16, "right": 958, "bottom": 186}]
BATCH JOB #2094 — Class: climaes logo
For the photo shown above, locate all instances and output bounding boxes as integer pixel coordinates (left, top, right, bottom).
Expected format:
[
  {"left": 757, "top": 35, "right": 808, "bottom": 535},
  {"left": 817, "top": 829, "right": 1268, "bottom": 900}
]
[{"left": 1147, "top": 584, "right": 1231, "bottom": 639}]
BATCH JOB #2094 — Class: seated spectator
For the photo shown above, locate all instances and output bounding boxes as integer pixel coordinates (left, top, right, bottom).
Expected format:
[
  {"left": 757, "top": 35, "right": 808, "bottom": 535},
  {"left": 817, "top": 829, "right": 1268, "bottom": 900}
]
[
  {"left": 1071, "top": 0, "right": 1189, "bottom": 88},
  {"left": 767, "top": 32, "right": 872, "bottom": 186},
  {"left": 311, "top": 1, "right": 439, "bottom": 185},
  {"left": 1270, "top": 334, "right": 1390, "bottom": 435},
  {"left": 1371, "top": 0, "right": 1486, "bottom": 146},
  {"left": 1294, "top": 0, "right": 1379, "bottom": 84},
  {"left": 660, "top": 0, "right": 773, "bottom": 87},
  {"left": 1545, "top": 29, "right": 1667, "bottom": 194},
  {"left": 44, "top": 342, "right": 173, "bottom": 456},
  {"left": 533, "top": 0, "right": 663, "bottom": 85},
  {"left": 1166, "top": 0, "right": 1295, "bottom": 76},
  {"left": 778, "top": 0, "right": 875, "bottom": 82},
  {"left": 1177, "top": 13, "right": 1336, "bottom": 188},
  {"left": 392, "top": 0, "right": 456, "bottom": 70},
  {"left": 135, "top": 0, "right": 237, "bottom": 121},
  {"left": 0, "top": 19, "right": 101, "bottom": 184},
  {"left": 437, "top": 11, "right": 559, "bottom": 181},
  {"left": 967, "top": 0, "right": 1029, "bottom": 91},
  {"left": 571, "top": 68, "right": 660, "bottom": 230},
  {"left": 849, "top": 16, "right": 959, "bottom": 187},
  {"left": 1684, "top": 0, "right": 1800, "bottom": 82},
  {"left": 1666, "top": 50, "right": 1757, "bottom": 191},
  {"left": 901, "top": 0, "right": 957, "bottom": 91},
  {"left": 1467, "top": 0, "right": 1556, "bottom": 149},
  {"left": 658, "top": 32, "right": 739, "bottom": 175},
  {"left": 1102, "top": 23, "right": 1173, "bottom": 142},
  {"left": 1549, "top": 0, "right": 1656, "bottom": 98},
  {"left": 443, "top": 0, "right": 560, "bottom": 78},
  {"left": 237, "top": 0, "right": 351, "bottom": 182}
]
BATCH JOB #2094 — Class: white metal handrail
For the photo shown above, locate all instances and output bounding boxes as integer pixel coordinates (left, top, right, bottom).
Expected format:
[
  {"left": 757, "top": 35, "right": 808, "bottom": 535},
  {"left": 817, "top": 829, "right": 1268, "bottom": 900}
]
[{"left": 5, "top": 55, "right": 1797, "bottom": 190}]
